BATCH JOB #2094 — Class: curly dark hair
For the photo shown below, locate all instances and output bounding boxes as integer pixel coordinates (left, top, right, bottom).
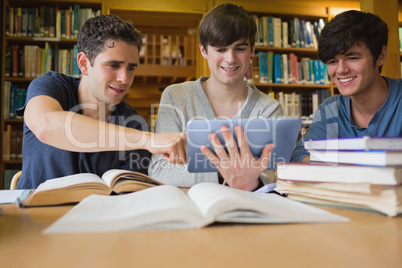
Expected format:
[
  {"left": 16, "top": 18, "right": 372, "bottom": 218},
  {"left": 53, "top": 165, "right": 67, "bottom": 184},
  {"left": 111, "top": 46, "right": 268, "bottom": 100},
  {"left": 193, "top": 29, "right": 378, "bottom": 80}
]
[
  {"left": 318, "top": 10, "right": 388, "bottom": 72},
  {"left": 199, "top": 3, "right": 256, "bottom": 52},
  {"left": 77, "top": 14, "right": 142, "bottom": 66}
]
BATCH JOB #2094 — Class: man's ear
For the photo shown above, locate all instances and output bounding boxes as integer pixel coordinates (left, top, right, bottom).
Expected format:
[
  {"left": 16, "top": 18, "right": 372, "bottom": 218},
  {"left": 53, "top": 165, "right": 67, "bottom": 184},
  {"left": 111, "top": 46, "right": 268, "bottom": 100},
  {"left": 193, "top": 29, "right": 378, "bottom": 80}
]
[
  {"left": 199, "top": 44, "right": 208, "bottom": 59},
  {"left": 377, "top": 45, "right": 387, "bottom": 67},
  {"left": 77, "top": 52, "right": 90, "bottom": 75}
]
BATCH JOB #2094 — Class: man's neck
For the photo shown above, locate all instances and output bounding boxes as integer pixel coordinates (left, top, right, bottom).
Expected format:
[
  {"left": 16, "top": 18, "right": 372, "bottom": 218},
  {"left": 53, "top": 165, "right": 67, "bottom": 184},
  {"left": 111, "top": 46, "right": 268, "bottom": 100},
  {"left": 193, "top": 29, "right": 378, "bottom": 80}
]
[
  {"left": 350, "top": 77, "right": 388, "bottom": 128},
  {"left": 78, "top": 79, "right": 111, "bottom": 122},
  {"left": 202, "top": 79, "right": 248, "bottom": 118}
]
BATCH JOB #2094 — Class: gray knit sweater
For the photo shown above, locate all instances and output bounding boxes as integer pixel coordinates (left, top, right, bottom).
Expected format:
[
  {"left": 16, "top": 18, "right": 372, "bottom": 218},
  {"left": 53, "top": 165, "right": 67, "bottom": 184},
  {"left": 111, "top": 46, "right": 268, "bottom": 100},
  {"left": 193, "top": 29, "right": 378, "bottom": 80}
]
[{"left": 148, "top": 77, "right": 283, "bottom": 187}]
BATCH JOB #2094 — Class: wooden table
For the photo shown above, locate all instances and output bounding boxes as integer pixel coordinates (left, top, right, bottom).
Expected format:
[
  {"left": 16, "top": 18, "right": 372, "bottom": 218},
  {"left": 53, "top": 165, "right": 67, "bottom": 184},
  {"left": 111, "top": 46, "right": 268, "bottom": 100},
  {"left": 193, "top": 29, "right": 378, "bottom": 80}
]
[{"left": 1, "top": 203, "right": 401, "bottom": 268}]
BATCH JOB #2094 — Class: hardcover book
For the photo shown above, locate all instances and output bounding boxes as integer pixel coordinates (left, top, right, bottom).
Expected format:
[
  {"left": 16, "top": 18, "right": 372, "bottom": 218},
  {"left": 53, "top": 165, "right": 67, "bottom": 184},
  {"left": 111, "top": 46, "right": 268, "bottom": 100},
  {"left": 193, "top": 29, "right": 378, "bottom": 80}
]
[
  {"left": 304, "top": 136, "right": 402, "bottom": 151},
  {"left": 43, "top": 182, "right": 347, "bottom": 234},
  {"left": 21, "top": 169, "right": 163, "bottom": 207}
]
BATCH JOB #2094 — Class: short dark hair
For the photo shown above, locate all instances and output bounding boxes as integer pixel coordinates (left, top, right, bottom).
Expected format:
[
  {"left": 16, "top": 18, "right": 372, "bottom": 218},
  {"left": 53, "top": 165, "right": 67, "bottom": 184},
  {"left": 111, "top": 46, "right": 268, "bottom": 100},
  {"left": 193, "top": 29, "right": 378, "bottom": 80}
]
[
  {"left": 318, "top": 10, "right": 388, "bottom": 71},
  {"left": 199, "top": 3, "right": 256, "bottom": 51},
  {"left": 77, "top": 14, "right": 142, "bottom": 66}
]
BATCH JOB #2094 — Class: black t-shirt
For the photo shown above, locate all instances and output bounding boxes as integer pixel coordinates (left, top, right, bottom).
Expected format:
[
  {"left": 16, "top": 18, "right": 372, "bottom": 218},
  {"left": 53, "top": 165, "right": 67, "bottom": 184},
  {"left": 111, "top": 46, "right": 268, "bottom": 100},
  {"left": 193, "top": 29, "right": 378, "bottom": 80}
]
[{"left": 16, "top": 71, "right": 151, "bottom": 189}]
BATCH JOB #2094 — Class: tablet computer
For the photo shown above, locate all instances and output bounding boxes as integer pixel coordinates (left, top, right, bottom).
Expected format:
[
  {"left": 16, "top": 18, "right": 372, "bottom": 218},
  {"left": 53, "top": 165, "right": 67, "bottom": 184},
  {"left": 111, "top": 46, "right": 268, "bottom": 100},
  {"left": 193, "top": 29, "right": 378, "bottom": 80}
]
[{"left": 187, "top": 118, "right": 302, "bottom": 173}]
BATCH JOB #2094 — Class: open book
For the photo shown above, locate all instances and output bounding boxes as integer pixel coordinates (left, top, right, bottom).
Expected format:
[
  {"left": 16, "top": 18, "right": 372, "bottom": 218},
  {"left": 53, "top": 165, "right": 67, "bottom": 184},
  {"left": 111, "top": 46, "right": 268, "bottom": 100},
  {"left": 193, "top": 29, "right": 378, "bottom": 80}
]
[
  {"left": 21, "top": 169, "right": 163, "bottom": 207},
  {"left": 44, "top": 182, "right": 348, "bottom": 234}
]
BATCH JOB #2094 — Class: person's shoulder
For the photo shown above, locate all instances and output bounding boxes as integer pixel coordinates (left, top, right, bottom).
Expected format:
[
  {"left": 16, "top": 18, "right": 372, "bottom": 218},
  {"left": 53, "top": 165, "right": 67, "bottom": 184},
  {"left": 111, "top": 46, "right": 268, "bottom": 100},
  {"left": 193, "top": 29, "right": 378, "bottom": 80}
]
[
  {"left": 385, "top": 77, "right": 402, "bottom": 94},
  {"left": 323, "top": 93, "right": 341, "bottom": 102},
  {"left": 38, "top": 71, "right": 76, "bottom": 81},
  {"left": 251, "top": 85, "right": 279, "bottom": 104},
  {"left": 163, "top": 79, "right": 198, "bottom": 94},
  {"left": 161, "top": 79, "right": 204, "bottom": 102},
  {"left": 30, "top": 71, "right": 79, "bottom": 88}
]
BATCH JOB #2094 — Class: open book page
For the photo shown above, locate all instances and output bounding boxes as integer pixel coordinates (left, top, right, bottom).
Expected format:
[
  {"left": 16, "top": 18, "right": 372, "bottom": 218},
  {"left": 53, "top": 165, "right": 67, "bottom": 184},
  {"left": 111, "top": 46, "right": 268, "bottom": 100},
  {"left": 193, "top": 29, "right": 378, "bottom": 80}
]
[
  {"left": 187, "top": 183, "right": 348, "bottom": 223},
  {"left": 101, "top": 169, "right": 163, "bottom": 190},
  {"left": 0, "top": 190, "right": 26, "bottom": 204},
  {"left": 44, "top": 185, "right": 208, "bottom": 234},
  {"left": 22, "top": 173, "right": 111, "bottom": 207},
  {"left": 35, "top": 173, "right": 107, "bottom": 191}
]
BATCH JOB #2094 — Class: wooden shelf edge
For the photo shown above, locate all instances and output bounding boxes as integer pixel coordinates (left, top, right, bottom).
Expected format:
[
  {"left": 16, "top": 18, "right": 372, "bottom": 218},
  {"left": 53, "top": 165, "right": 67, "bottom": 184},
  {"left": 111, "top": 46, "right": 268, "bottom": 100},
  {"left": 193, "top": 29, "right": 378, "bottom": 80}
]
[
  {"left": 255, "top": 46, "right": 318, "bottom": 54},
  {"left": 253, "top": 82, "right": 331, "bottom": 89},
  {"left": 4, "top": 119, "right": 24, "bottom": 124},
  {"left": 2, "top": 160, "right": 23, "bottom": 165},
  {"left": 136, "top": 65, "right": 196, "bottom": 78}
]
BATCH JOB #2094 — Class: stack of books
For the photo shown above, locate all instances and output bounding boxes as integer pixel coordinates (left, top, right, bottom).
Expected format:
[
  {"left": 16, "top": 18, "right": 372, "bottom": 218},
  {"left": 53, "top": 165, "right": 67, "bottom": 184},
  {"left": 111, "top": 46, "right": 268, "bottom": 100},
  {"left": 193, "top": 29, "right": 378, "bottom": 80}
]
[{"left": 275, "top": 136, "right": 402, "bottom": 217}]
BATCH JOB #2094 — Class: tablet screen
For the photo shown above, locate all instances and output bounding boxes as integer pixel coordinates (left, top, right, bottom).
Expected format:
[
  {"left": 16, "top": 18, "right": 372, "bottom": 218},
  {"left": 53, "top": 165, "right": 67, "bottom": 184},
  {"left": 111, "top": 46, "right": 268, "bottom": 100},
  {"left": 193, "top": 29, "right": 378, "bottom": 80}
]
[{"left": 187, "top": 118, "right": 302, "bottom": 173}]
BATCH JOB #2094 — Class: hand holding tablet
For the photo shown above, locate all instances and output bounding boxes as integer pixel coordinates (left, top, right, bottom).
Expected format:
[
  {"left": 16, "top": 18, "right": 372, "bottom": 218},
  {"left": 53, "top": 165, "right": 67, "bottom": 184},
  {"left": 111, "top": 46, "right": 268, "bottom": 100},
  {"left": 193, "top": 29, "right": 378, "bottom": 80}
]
[{"left": 187, "top": 118, "right": 302, "bottom": 173}]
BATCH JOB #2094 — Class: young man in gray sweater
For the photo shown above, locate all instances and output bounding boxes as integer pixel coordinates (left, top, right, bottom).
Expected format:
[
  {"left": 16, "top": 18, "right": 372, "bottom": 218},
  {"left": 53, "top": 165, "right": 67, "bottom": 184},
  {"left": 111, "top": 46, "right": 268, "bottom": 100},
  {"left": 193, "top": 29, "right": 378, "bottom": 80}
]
[{"left": 148, "top": 3, "right": 282, "bottom": 191}]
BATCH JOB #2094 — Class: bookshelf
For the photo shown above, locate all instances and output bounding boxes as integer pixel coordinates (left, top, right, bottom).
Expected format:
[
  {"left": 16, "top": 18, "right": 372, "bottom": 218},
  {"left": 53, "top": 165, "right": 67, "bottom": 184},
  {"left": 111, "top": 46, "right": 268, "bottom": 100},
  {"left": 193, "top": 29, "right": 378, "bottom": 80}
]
[{"left": 248, "top": 11, "right": 332, "bottom": 119}]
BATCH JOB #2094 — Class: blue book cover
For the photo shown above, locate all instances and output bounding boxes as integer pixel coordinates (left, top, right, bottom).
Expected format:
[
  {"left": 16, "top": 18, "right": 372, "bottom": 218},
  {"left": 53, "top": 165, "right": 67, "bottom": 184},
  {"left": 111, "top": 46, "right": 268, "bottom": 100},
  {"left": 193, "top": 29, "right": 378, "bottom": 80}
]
[
  {"left": 257, "top": 52, "right": 267, "bottom": 83},
  {"left": 313, "top": 60, "right": 320, "bottom": 84},
  {"left": 273, "top": 53, "right": 282, "bottom": 83},
  {"left": 268, "top": 17, "right": 274, "bottom": 47}
]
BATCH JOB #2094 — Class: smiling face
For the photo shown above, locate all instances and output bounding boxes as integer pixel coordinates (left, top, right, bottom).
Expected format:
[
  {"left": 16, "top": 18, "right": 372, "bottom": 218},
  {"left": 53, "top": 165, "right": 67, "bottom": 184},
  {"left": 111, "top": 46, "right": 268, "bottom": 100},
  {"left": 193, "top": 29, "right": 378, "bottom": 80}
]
[
  {"left": 325, "top": 42, "right": 386, "bottom": 98},
  {"left": 200, "top": 39, "right": 254, "bottom": 87},
  {"left": 84, "top": 40, "right": 139, "bottom": 106}
]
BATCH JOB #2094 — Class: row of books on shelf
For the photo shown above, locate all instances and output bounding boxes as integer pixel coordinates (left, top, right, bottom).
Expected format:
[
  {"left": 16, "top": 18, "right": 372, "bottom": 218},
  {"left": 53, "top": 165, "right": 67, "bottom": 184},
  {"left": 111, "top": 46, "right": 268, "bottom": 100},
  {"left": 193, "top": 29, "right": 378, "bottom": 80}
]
[
  {"left": 254, "top": 52, "right": 330, "bottom": 85},
  {"left": 5, "top": 44, "right": 80, "bottom": 79},
  {"left": 270, "top": 90, "right": 331, "bottom": 118},
  {"left": 254, "top": 15, "right": 325, "bottom": 49},
  {"left": 2, "top": 125, "right": 23, "bottom": 161},
  {"left": 5, "top": 5, "right": 100, "bottom": 39},
  {"left": 276, "top": 136, "right": 402, "bottom": 217},
  {"left": 3, "top": 81, "right": 26, "bottom": 120}
]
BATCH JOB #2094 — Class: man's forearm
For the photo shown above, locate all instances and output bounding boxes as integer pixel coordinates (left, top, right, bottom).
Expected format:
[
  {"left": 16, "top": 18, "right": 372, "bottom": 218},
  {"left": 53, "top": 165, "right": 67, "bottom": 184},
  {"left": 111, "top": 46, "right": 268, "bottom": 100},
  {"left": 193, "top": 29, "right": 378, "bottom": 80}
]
[{"left": 33, "top": 111, "right": 148, "bottom": 152}]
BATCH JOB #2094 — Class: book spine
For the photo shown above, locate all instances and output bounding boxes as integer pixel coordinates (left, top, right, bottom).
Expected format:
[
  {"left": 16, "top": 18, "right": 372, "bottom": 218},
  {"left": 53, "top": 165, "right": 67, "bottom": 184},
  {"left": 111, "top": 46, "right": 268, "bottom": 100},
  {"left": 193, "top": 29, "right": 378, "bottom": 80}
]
[
  {"left": 252, "top": 53, "right": 260, "bottom": 82},
  {"left": 18, "top": 47, "right": 25, "bottom": 78},
  {"left": 258, "top": 52, "right": 267, "bottom": 83},
  {"left": 273, "top": 53, "right": 282, "bottom": 83},
  {"left": 9, "top": 84, "right": 17, "bottom": 119},
  {"left": 268, "top": 17, "right": 274, "bottom": 47},
  {"left": 3, "top": 82, "right": 11, "bottom": 119},
  {"left": 20, "top": 8, "right": 27, "bottom": 37},
  {"left": 5, "top": 46, "right": 12, "bottom": 78},
  {"left": 73, "top": 5, "right": 80, "bottom": 38},
  {"left": 11, "top": 45, "right": 19, "bottom": 78},
  {"left": 267, "top": 51, "right": 274, "bottom": 83},
  {"left": 9, "top": 7, "right": 14, "bottom": 36},
  {"left": 49, "top": 7, "right": 56, "bottom": 38},
  {"left": 282, "top": 21, "right": 288, "bottom": 48},
  {"left": 27, "top": 8, "right": 34, "bottom": 37}
]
